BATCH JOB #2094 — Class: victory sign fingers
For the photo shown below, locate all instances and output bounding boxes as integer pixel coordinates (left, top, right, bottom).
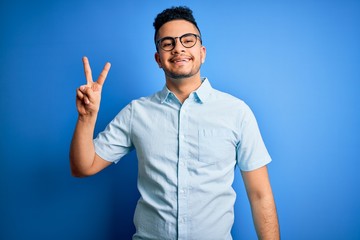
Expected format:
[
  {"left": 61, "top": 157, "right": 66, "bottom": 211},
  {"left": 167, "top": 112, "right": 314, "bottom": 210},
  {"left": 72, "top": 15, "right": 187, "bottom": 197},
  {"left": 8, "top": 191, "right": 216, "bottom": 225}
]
[{"left": 77, "top": 57, "right": 111, "bottom": 114}]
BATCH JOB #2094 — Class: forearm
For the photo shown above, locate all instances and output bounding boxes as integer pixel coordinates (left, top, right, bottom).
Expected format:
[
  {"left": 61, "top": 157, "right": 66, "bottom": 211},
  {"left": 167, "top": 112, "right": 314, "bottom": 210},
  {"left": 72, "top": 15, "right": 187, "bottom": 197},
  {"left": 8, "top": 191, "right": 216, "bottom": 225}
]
[
  {"left": 69, "top": 116, "right": 97, "bottom": 177},
  {"left": 242, "top": 167, "right": 280, "bottom": 239},
  {"left": 250, "top": 194, "right": 280, "bottom": 240}
]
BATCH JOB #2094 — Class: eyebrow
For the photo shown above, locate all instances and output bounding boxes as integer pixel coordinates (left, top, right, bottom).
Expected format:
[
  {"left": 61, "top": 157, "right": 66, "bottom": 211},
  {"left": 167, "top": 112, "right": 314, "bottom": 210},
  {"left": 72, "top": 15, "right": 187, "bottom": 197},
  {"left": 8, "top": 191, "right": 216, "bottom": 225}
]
[{"left": 156, "top": 33, "right": 200, "bottom": 42}]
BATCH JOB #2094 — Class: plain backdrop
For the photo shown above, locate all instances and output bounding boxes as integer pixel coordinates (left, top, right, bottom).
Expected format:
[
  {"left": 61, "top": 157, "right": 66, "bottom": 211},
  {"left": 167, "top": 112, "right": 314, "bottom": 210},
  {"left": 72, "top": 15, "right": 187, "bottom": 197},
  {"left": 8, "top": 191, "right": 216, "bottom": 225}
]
[{"left": 1, "top": 0, "right": 359, "bottom": 239}]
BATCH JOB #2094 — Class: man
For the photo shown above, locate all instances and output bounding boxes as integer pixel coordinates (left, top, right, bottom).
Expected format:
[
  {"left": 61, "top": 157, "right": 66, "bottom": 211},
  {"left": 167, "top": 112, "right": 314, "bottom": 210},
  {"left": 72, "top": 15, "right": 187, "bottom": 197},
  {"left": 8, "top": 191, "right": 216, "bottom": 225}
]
[{"left": 70, "top": 6, "right": 280, "bottom": 240}]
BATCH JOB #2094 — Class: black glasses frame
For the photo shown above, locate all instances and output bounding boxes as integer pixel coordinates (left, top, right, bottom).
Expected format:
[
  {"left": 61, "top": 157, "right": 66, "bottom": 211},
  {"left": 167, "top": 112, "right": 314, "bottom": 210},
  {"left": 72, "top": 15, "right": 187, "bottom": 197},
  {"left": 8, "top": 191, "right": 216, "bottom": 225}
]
[{"left": 156, "top": 33, "right": 202, "bottom": 52}]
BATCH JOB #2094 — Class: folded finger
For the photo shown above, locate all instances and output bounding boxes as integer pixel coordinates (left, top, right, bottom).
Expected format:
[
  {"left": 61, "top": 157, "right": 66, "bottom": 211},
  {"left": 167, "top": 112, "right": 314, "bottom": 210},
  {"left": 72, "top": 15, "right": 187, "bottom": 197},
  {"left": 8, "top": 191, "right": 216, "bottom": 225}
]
[
  {"left": 77, "top": 87, "right": 91, "bottom": 104},
  {"left": 79, "top": 85, "right": 87, "bottom": 93},
  {"left": 77, "top": 88, "right": 84, "bottom": 99},
  {"left": 82, "top": 86, "right": 96, "bottom": 104},
  {"left": 83, "top": 96, "right": 90, "bottom": 105}
]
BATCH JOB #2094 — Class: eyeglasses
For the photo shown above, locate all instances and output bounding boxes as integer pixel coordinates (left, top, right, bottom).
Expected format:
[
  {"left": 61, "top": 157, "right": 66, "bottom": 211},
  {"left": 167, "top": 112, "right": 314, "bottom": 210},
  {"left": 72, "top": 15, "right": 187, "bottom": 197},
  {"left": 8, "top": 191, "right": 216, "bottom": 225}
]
[{"left": 156, "top": 33, "right": 202, "bottom": 51}]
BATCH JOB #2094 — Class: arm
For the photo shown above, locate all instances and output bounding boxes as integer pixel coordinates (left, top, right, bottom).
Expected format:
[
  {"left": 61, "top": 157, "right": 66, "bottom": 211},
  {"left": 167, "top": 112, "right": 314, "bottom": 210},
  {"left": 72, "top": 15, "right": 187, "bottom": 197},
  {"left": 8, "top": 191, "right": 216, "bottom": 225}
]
[
  {"left": 241, "top": 166, "right": 280, "bottom": 240},
  {"left": 69, "top": 57, "right": 112, "bottom": 177}
]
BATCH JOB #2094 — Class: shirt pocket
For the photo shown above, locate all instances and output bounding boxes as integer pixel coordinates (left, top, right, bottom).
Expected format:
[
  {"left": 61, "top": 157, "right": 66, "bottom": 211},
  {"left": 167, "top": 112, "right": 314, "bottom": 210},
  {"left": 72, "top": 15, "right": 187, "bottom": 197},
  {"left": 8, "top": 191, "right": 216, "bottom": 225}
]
[{"left": 198, "top": 129, "right": 234, "bottom": 164}]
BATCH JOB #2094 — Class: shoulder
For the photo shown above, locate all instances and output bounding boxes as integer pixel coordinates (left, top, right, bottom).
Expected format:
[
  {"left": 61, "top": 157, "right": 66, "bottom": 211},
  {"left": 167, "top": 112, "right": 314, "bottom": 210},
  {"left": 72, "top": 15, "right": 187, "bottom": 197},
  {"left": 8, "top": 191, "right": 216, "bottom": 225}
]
[
  {"left": 210, "top": 87, "right": 250, "bottom": 111},
  {"left": 129, "top": 90, "right": 161, "bottom": 107},
  {"left": 207, "top": 85, "right": 257, "bottom": 128}
]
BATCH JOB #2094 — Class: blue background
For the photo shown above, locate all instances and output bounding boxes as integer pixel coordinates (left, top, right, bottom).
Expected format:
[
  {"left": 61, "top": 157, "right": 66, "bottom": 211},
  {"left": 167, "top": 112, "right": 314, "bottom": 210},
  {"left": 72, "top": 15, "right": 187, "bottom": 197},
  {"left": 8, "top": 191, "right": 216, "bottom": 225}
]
[{"left": 1, "top": 0, "right": 359, "bottom": 239}]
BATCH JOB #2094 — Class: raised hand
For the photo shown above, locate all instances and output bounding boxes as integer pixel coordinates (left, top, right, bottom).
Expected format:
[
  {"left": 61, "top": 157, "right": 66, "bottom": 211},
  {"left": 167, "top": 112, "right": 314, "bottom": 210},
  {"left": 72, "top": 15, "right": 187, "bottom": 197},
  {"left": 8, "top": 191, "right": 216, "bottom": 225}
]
[{"left": 76, "top": 57, "right": 111, "bottom": 118}]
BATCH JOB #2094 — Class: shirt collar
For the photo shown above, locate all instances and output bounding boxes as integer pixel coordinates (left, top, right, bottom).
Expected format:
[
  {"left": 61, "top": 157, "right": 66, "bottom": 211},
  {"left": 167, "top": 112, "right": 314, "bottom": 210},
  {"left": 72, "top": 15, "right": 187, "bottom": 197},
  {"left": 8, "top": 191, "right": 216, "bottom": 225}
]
[
  {"left": 195, "top": 77, "right": 212, "bottom": 103},
  {"left": 160, "top": 86, "right": 172, "bottom": 104},
  {"left": 159, "top": 77, "right": 213, "bottom": 104}
]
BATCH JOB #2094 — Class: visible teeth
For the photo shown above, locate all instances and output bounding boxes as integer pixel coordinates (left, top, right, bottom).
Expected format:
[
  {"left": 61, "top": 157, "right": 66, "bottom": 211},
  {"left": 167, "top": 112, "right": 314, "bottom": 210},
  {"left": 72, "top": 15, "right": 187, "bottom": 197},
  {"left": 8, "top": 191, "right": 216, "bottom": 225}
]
[{"left": 174, "top": 59, "right": 189, "bottom": 62}]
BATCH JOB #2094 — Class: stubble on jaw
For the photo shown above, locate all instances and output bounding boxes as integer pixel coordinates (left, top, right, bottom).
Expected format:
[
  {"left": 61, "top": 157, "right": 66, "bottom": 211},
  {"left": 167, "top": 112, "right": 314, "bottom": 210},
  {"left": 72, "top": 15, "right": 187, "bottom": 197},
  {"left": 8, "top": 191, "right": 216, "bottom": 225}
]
[
  {"left": 165, "top": 67, "right": 200, "bottom": 80},
  {"left": 164, "top": 56, "right": 203, "bottom": 81}
]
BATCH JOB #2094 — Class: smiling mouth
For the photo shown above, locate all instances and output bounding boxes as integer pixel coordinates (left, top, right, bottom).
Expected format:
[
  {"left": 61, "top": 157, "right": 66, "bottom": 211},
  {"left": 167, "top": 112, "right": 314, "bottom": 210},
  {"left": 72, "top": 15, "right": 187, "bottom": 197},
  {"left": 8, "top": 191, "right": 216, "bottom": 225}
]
[{"left": 170, "top": 56, "right": 192, "bottom": 63}]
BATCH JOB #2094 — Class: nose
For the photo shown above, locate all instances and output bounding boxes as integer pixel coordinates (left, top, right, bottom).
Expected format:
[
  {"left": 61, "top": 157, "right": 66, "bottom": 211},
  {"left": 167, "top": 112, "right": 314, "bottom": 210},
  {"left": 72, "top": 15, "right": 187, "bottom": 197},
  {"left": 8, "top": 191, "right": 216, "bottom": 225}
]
[{"left": 172, "top": 37, "right": 185, "bottom": 54}]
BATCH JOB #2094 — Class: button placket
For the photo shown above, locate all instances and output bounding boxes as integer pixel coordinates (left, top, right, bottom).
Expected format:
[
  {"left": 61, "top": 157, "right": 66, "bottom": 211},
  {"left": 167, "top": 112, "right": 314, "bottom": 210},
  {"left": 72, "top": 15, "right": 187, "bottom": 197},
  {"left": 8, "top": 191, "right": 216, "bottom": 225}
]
[{"left": 177, "top": 101, "right": 190, "bottom": 239}]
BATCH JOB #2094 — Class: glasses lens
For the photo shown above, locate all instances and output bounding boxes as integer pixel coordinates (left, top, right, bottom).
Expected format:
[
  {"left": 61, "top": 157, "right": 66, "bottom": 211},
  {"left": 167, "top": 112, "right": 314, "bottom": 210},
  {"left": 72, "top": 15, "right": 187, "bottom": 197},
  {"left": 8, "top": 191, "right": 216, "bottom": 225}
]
[
  {"left": 159, "top": 37, "right": 175, "bottom": 51},
  {"left": 180, "top": 34, "right": 197, "bottom": 48},
  {"left": 158, "top": 34, "right": 199, "bottom": 51}
]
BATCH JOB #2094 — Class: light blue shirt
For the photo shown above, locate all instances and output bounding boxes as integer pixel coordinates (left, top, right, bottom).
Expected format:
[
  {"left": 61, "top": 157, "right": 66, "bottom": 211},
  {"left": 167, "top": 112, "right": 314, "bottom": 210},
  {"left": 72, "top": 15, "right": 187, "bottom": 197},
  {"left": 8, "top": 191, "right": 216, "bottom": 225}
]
[{"left": 94, "top": 78, "right": 271, "bottom": 240}]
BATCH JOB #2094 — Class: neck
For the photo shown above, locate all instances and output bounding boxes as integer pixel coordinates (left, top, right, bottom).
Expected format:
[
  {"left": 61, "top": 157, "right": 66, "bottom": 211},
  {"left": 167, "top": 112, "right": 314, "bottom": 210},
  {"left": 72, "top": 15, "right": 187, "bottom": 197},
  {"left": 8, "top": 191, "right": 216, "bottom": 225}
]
[{"left": 165, "top": 75, "right": 202, "bottom": 103}]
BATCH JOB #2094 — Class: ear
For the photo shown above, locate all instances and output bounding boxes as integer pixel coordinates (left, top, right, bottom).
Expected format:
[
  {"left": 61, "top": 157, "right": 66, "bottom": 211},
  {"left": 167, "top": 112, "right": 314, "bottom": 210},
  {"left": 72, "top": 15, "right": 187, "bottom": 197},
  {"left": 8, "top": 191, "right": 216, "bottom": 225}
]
[
  {"left": 200, "top": 46, "right": 207, "bottom": 64},
  {"left": 155, "top": 52, "right": 163, "bottom": 68}
]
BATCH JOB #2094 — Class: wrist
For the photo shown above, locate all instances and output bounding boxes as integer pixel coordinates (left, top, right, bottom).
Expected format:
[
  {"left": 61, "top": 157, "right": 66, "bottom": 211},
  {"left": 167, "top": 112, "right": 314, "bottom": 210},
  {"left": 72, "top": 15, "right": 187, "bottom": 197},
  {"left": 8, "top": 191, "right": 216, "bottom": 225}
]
[{"left": 78, "top": 113, "right": 97, "bottom": 125}]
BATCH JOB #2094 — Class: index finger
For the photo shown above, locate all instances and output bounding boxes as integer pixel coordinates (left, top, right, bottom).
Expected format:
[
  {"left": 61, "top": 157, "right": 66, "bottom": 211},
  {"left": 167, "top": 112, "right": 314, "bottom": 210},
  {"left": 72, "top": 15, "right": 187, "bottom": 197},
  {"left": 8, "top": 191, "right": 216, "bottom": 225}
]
[
  {"left": 96, "top": 62, "right": 111, "bottom": 86},
  {"left": 82, "top": 56, "right": 93, "bottom": 85}
]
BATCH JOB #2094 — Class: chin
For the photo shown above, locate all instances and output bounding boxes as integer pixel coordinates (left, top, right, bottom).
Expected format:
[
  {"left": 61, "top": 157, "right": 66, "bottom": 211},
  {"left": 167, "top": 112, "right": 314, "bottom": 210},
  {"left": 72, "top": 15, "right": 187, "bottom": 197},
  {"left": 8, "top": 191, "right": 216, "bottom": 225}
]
[
  {"left": 169, "top": 74, "right": 193, "bottom": 80},
  {"left": 166, "top": 69, "right": 200, "bottom": 80}
]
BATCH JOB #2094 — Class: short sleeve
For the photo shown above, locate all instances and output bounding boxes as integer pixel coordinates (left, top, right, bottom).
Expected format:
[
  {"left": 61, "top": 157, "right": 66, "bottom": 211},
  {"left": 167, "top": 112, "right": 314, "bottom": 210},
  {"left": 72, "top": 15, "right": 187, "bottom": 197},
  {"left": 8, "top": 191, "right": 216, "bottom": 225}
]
[
  {"left": 93, "top": 103, "right": 134, "bottom": 163},
  {"left": 236, "top": 103, "right": 272, "bottom": 171}
]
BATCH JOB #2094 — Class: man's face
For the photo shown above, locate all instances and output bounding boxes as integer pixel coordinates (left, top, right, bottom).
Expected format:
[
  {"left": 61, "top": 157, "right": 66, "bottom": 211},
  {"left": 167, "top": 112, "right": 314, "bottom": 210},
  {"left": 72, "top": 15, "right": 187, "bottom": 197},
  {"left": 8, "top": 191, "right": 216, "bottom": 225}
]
[{"left": 155, "top": 20, "right": 206, "bottom": 80}]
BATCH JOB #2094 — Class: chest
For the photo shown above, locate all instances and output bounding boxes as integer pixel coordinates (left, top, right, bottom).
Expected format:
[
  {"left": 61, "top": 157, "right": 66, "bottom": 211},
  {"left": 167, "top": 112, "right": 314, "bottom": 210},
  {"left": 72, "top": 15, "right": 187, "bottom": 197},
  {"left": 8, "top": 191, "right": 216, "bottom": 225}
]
[{"left": 130, "top": 102, "right": 239, "bottom": 165}]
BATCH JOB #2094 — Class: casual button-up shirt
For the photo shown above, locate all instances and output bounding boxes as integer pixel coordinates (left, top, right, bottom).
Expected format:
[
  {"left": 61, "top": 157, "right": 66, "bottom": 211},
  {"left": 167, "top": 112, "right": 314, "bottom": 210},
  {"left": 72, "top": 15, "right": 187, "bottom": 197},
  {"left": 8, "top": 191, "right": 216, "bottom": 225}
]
[{"left": 94, "top": 78, "right": 271, "bottom": 240}]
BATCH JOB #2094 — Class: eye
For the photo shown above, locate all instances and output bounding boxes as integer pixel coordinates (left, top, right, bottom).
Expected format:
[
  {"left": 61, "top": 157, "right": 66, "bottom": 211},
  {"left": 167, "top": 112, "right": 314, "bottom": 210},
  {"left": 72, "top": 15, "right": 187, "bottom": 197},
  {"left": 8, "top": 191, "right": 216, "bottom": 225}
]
[
  {"left": 183, "top": 39, "right": 194, "bottom": 43},
  {"left": 162, "top": 42, "right": 173, "bottom": 47},
  {"left": 181, "top": 34, "right": 197, "bottom": 47},
  {"left": 160, "top": 38, "right": 174, "bottom": 49}
]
